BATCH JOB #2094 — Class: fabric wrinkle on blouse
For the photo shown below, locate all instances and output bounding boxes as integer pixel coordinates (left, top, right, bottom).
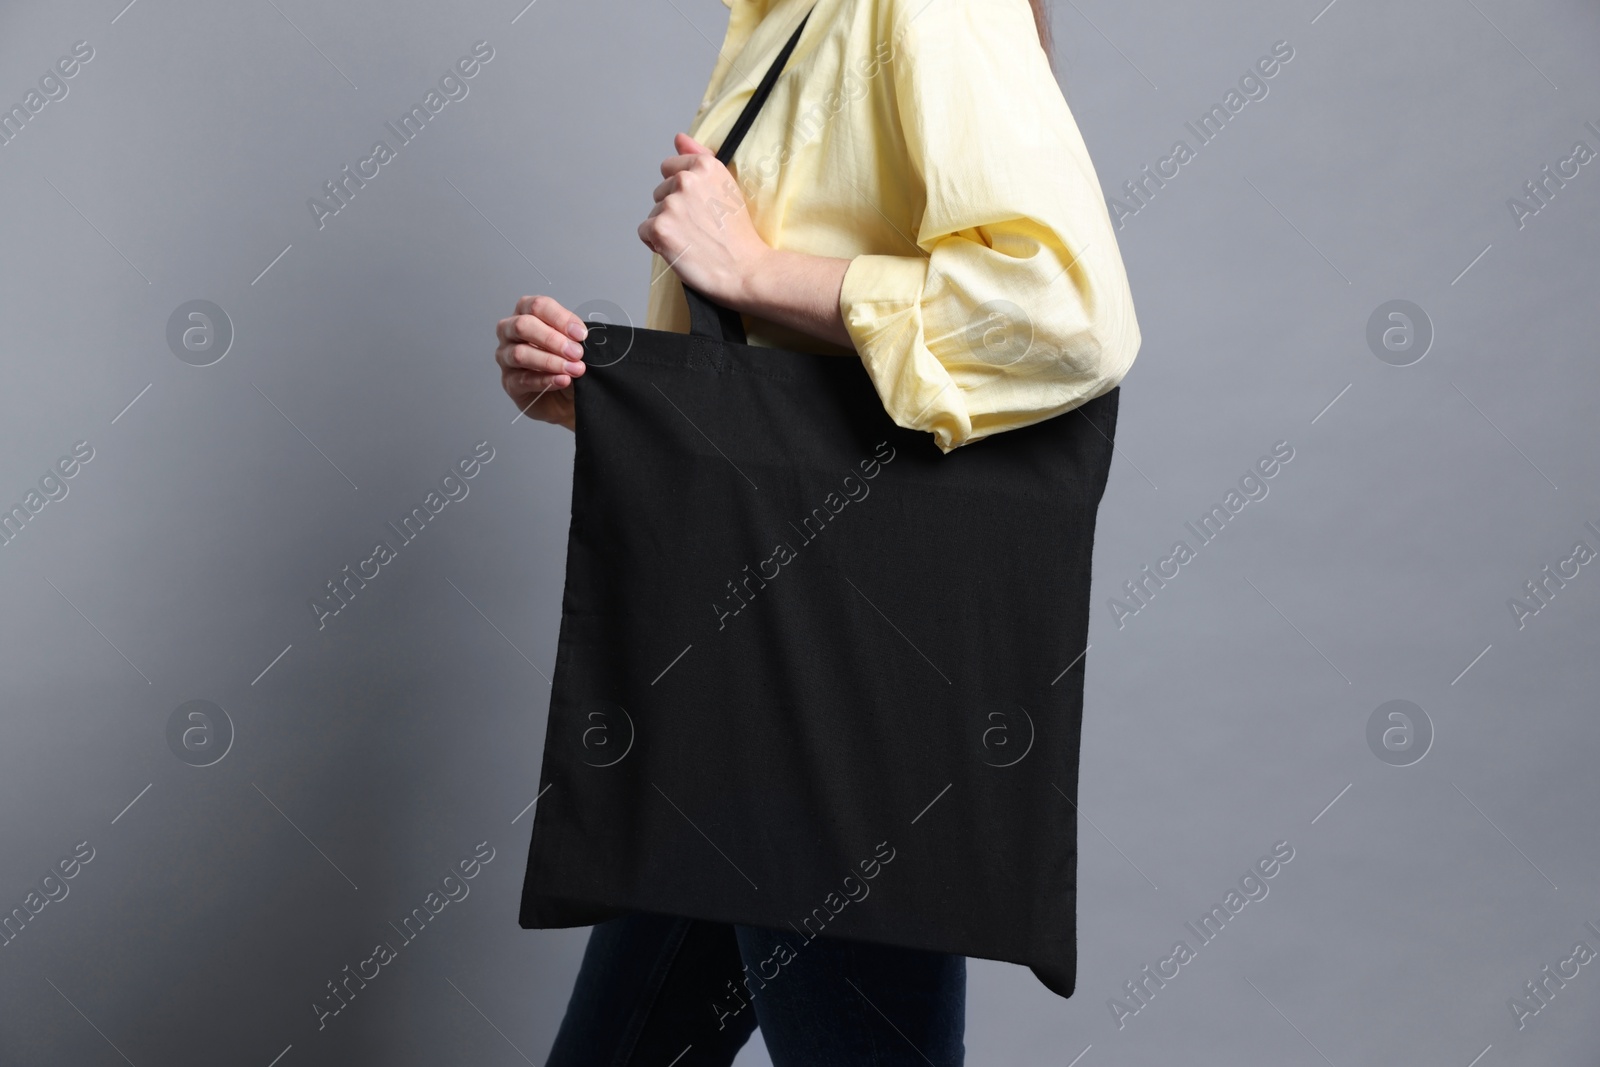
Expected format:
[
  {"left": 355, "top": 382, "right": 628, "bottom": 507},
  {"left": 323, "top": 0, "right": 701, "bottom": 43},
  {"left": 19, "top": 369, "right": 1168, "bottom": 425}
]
[{"left": 644, "top": 0, "right": 1141, "bottom": 453}]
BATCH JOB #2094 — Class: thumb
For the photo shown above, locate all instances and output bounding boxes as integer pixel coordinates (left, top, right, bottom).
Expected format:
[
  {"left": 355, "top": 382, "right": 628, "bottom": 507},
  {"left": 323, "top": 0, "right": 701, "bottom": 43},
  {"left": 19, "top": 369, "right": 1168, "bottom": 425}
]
[{"left": 676, "top": 131, "right": 713, "bottom": 156}]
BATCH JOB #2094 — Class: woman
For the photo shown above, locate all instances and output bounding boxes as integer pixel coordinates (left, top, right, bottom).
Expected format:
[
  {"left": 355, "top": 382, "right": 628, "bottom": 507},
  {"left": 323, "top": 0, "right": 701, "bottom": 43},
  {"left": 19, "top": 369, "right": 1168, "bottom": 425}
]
[{"left": 494, "top": 0, "right": 1139, "bottom": 1060}]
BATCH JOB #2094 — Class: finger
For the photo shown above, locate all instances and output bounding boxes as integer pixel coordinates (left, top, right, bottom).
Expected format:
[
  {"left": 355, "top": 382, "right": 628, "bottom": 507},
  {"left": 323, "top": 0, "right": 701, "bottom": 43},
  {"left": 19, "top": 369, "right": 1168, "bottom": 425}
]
[
  {"left": 497, "top": 341, "right": 562, "bottom": 374},
  {"left": 676, "top": 131, "right": 712, "bottom": 156},
  {"left": 659, "top": 152, "right": 708, "bottom": 180},
  {"left": 651, "top": 174, "right": 681, "bottom": 204},
  {"left": 505, "top": 367, "right": 571, "bottom": 393},
  {"left": 499, "top": 313, "right": 585, "bottom": 360},
  {"left": 499, "top": 340, "right": 585, "bottom": 376},
  {"left": 513, "top": 293, "right": 558, "bottom": 317},
  {"left": 502, "top": 373, "right": 572, "bottom": 407},
  {"left": 637, "top": 218, "right": 674, "bottom": 259},
  {"left": 513, "top": 294, "right": 590, "bottom": 342}
]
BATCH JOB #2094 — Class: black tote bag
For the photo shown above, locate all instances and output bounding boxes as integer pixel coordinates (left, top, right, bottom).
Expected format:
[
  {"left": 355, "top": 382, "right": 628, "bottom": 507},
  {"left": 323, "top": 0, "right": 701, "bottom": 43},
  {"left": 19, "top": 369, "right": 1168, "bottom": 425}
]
[{"left": 518, "top": 7, "right": 1120, "bottom": 1000}]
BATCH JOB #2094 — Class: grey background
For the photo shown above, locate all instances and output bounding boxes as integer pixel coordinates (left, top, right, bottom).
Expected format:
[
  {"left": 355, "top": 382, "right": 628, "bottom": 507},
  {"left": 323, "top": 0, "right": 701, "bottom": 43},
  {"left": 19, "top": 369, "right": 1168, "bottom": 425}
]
[{"left": 1, "top": 0, "right": 1596, "bottom": 1063}]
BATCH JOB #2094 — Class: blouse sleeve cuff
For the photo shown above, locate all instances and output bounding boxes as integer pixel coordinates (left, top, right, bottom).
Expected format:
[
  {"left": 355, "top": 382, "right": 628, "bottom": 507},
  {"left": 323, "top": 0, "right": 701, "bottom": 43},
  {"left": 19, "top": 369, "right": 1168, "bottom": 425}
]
[{"left": 838, "top": 254, "right": 971, "bottom": 453}]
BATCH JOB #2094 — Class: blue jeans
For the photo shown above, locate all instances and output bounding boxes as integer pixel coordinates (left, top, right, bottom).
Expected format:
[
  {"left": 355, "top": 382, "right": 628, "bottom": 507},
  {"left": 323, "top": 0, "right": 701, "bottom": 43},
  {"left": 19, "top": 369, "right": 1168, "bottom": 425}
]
[{"left": 544, "top": 912, "right": 966, "bottom": 1066}]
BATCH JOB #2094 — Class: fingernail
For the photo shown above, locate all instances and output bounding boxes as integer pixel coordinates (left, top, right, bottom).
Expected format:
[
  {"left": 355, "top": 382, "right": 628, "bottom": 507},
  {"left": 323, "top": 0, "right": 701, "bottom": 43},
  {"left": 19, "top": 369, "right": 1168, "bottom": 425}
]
[
  {"left": 566, "top": 321, "right": 588, "bottom": 342},
  {"left": 564, "top": 361, "right": 585, "bottom": 374},
  {"left": 564, "top": 341, "right": 584, "bottom": 360}
]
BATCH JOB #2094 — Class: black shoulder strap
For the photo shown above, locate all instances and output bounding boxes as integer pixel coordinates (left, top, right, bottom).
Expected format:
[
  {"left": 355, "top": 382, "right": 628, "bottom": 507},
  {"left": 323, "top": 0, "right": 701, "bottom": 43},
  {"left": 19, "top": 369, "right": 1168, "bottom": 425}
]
[{"left": 684, "top": 6, "right": 815, "bottom": 345}]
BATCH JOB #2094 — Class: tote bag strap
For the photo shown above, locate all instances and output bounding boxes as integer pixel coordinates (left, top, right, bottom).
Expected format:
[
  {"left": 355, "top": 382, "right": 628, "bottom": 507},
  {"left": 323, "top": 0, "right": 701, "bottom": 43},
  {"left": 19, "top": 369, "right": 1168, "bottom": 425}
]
[{"left": 682, "top": 6, "right": 816, "bottom": 345}]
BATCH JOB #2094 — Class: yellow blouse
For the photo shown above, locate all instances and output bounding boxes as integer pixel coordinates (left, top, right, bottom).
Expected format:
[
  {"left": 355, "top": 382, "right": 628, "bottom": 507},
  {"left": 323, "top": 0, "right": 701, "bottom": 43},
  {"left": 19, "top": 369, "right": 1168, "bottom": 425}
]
[{"left": 643, "top": 0, "right": 1141, "bottom": 452}]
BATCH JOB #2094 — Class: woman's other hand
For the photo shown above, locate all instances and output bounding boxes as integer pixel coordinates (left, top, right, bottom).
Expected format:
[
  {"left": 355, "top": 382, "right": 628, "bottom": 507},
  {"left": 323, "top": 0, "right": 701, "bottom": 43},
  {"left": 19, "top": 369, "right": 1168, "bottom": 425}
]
[
  {"left": 496, "top": 295, "right": 588, "bottom": 430},
  {"left": 640, "top": 133, "right": 854, "bottom": 349},
  {"left": 639, "top": 133, "right": 773, "bottom": 309}
]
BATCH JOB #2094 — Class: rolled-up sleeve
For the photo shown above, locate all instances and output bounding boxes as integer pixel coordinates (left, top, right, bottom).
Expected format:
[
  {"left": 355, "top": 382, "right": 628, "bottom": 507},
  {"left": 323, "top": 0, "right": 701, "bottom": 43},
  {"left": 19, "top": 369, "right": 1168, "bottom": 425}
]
[{"left": 838, "top": 0, "right": 1141, "bottom": 453}]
